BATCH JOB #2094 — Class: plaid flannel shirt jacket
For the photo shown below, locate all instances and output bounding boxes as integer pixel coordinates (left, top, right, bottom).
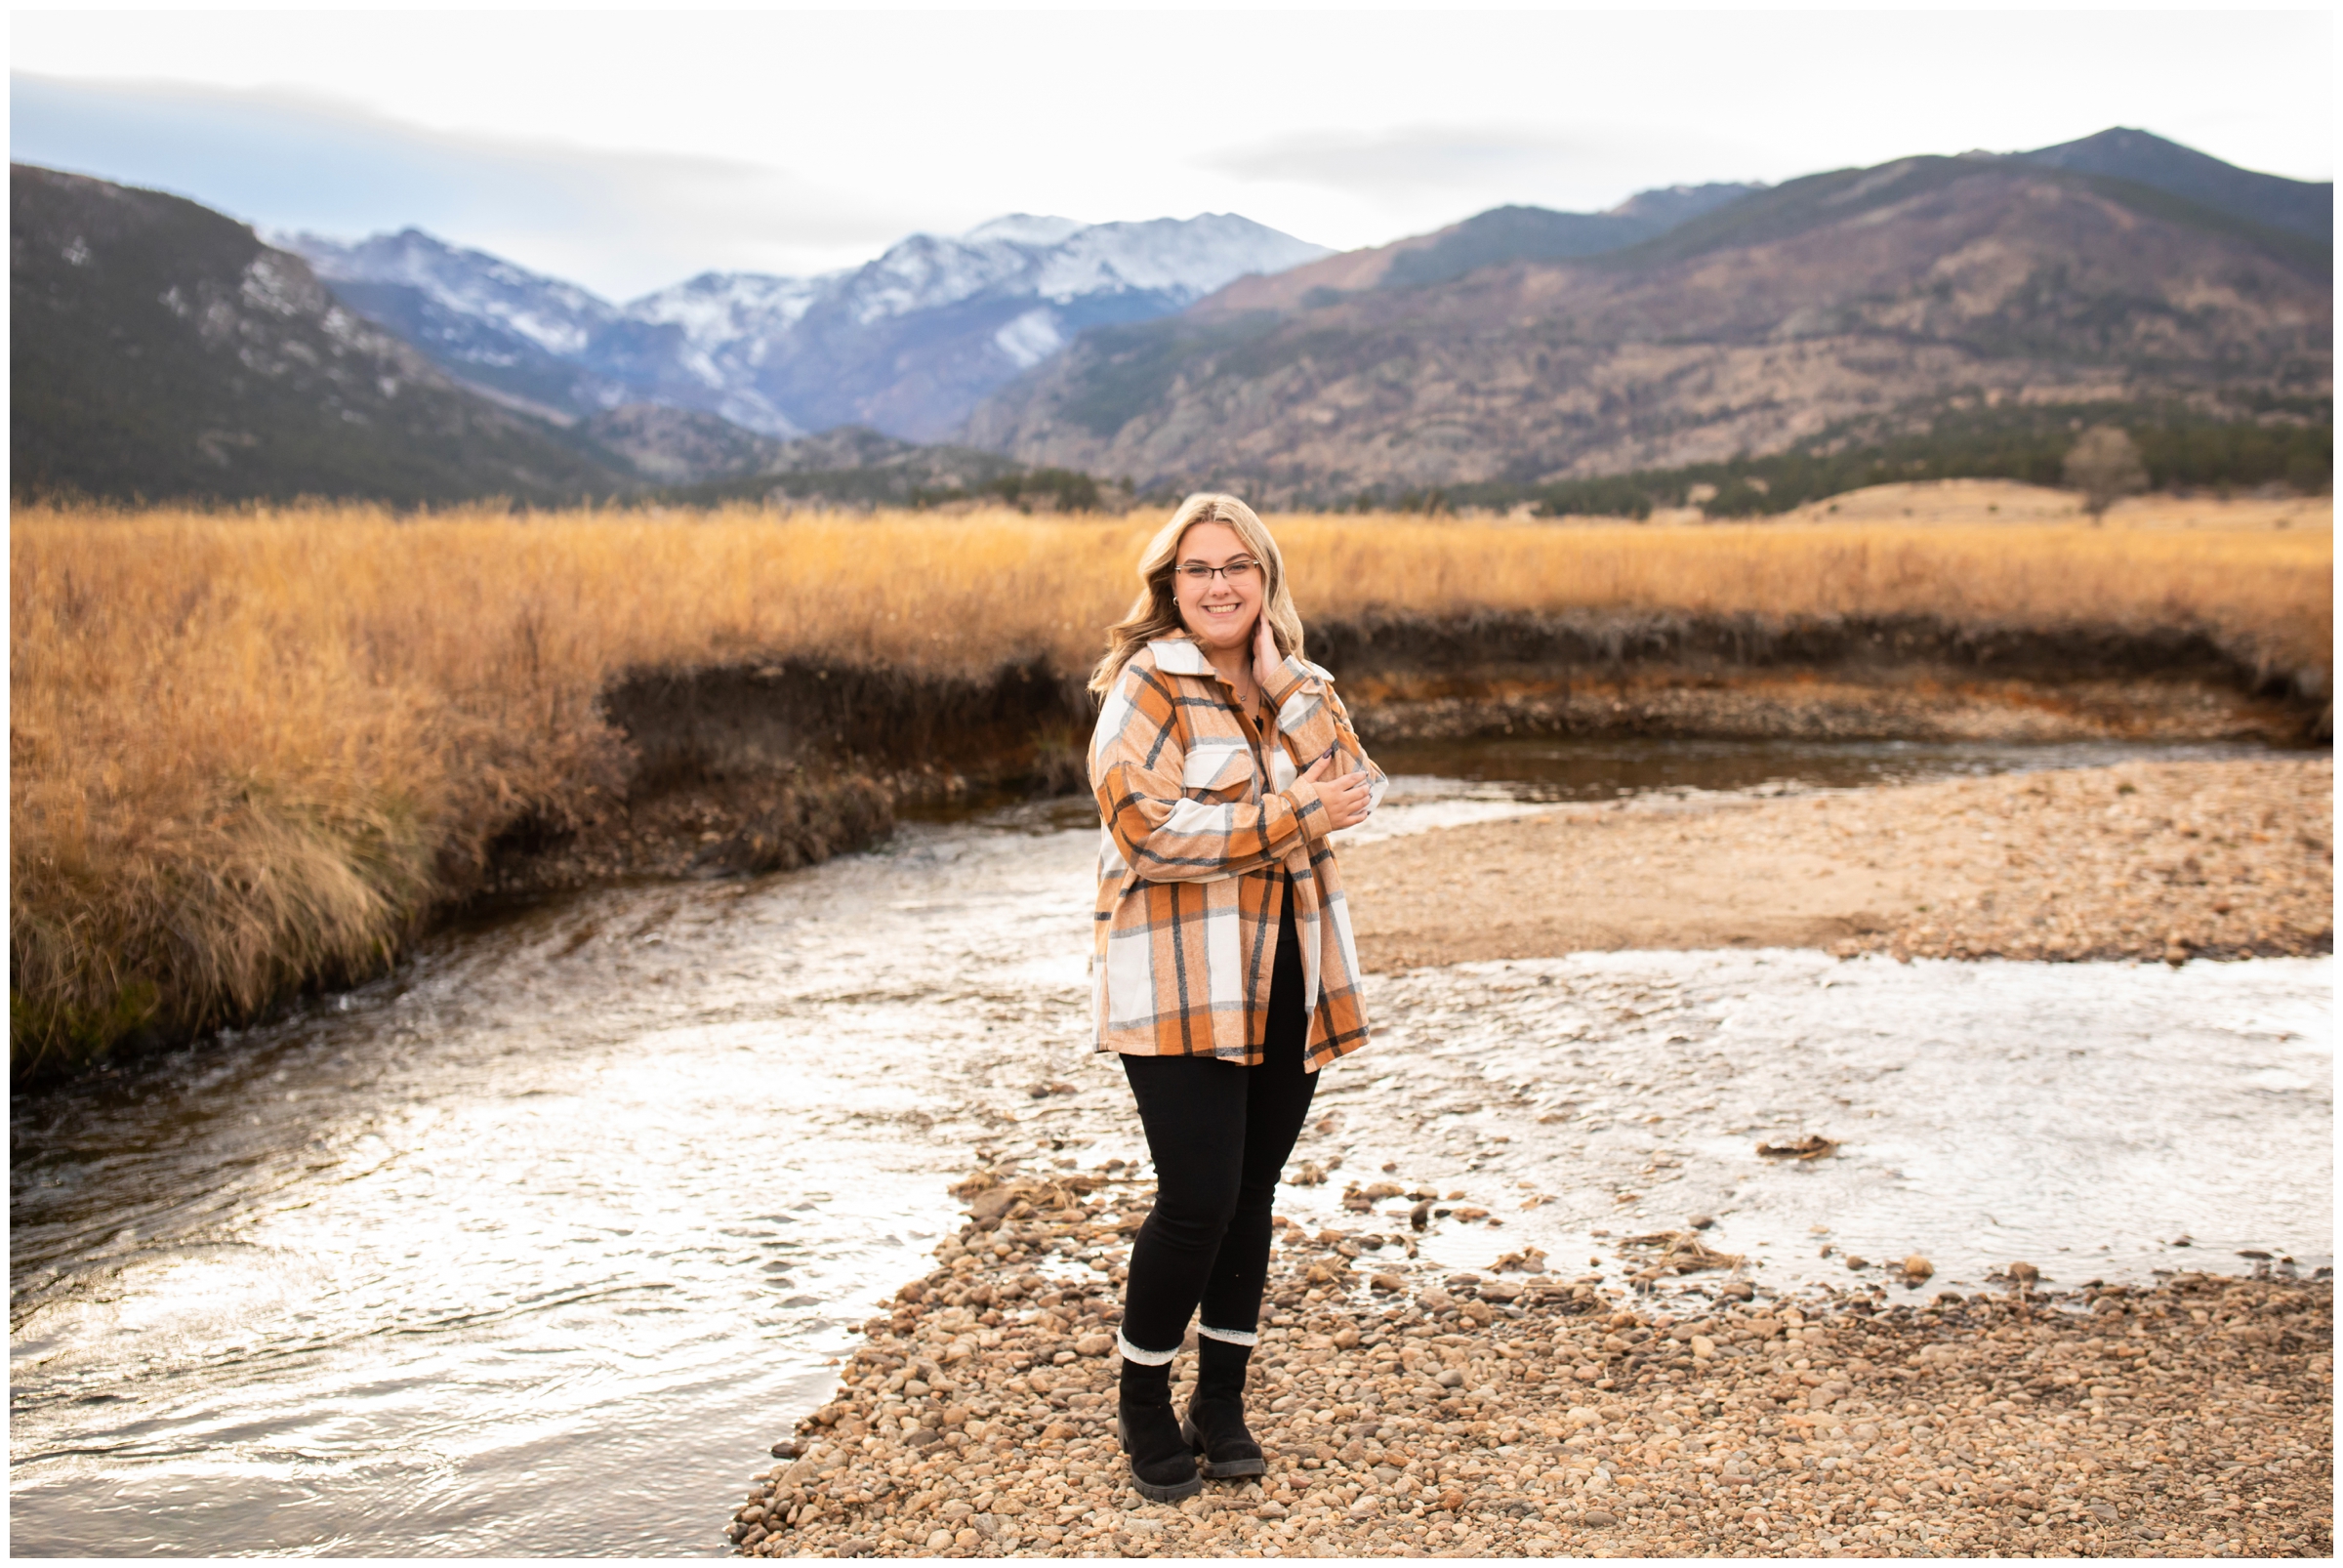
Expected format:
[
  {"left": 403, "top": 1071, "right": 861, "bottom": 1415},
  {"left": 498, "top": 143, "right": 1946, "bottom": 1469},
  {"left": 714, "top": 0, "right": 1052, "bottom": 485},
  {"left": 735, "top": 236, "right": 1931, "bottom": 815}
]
[{"left": 1089, "top": 635, "right": 1389, "bottom": 1070}]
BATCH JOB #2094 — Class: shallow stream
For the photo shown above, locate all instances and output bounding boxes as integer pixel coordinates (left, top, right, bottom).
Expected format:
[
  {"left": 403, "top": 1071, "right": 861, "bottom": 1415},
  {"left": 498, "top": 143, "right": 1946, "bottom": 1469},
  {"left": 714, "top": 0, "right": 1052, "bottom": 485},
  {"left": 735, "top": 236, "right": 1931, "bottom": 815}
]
[{"left": 10, "top": 737, "right": 2328, "bottom": 1557}]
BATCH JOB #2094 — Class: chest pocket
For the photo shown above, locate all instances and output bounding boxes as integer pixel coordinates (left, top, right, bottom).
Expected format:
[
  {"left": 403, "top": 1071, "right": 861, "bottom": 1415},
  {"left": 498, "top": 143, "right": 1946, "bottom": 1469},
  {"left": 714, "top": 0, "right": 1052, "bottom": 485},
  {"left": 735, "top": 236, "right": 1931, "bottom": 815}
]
[{"left": 1180, "top": 739, "right": 1256, "bottom": 800}]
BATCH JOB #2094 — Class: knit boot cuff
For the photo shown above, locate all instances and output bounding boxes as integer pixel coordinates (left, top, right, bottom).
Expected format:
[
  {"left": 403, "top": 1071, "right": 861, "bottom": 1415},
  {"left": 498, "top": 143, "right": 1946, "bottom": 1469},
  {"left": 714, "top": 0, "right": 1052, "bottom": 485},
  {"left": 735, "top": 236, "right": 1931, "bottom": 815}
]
[
  {"left": 1197, "top": 1324, "right": 1259, "bottom": 1347},
  {"left": 1116, "top": 1330, "right": 1179, "bottom": 1366}
]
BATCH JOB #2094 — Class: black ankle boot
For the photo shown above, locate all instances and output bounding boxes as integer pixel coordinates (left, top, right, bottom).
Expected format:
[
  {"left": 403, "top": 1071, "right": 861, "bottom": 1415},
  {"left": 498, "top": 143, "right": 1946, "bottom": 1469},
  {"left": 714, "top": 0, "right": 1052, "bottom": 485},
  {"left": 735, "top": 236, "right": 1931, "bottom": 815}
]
[
  {"left": 1117, "top": 1355, "right": 1203, "bottom": 1502},
  {"left": 1181, "top": 1334, "right": 1266, "bottom": 1478}
]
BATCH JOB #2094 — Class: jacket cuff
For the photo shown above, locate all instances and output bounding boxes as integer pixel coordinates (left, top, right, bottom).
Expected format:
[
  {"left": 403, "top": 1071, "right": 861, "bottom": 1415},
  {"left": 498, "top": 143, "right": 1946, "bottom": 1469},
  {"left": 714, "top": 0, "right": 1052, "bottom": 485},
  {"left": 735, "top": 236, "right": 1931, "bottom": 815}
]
[
  {"left": 1280, "top": 780, "right": 1331, "bottom": 846},
  {"left": 1260, "top": 654, "right": 1314, "bottom": 714}
]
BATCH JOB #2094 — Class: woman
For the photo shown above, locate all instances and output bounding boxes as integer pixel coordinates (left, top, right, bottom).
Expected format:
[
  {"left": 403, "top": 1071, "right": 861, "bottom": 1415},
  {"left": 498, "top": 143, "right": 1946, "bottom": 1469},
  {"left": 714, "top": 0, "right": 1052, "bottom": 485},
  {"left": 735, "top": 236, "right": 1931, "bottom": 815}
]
[{"left": 1087, "top": 492, "right": 1386, "bottom": 1502}]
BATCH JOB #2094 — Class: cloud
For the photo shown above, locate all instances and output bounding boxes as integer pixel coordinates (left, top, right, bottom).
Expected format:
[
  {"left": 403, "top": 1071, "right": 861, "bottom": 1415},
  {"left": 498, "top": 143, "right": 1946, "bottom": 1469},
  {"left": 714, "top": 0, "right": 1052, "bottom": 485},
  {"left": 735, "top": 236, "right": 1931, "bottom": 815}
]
[
  {"left": 8, "top": 73, "right": 920, "bottom": 297},
  {"left": 1195, "top": 122, "right": 1741, "bottom": 227},
  {"left": 1204, "top": 125, "right": 1608, "bottom": 199}
]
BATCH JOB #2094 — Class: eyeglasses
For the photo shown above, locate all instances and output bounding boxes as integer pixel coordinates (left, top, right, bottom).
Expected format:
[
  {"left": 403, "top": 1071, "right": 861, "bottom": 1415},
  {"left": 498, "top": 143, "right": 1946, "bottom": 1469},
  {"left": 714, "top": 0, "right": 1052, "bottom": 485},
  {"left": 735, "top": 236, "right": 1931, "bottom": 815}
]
[{"left": 1176, "top": 559, "right": 1260, "bottom": 585}]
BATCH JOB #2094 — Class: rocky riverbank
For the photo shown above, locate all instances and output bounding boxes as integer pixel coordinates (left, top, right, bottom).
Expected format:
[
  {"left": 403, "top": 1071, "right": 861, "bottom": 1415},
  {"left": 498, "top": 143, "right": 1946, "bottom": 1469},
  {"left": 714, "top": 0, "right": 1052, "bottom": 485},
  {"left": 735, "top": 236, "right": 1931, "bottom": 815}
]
[
  {"left": 728, "top": 1165, "right": 2331, "bottom": 1559},
  {"left": 1343, "top": 757, "right": 2332, "bottom": 970}
]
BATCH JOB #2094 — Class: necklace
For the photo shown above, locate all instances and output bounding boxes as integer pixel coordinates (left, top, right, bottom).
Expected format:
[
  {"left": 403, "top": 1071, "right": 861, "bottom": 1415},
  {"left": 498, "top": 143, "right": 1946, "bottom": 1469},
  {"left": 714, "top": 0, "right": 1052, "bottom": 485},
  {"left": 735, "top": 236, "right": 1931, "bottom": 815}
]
[
  {"left": 1210, "top": 656, "right": 1254, "bottom": 712},
  {"left": 1229, "top": 671, "right": 1258, "bottom": 719}
]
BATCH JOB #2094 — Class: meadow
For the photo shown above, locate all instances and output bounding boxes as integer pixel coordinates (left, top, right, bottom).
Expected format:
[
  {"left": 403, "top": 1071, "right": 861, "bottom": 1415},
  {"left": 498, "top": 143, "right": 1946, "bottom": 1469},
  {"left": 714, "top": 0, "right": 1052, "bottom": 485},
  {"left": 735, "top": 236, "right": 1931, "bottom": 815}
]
[{"left": 12, "top": 493, "right": 2331, "bottom": 1071}]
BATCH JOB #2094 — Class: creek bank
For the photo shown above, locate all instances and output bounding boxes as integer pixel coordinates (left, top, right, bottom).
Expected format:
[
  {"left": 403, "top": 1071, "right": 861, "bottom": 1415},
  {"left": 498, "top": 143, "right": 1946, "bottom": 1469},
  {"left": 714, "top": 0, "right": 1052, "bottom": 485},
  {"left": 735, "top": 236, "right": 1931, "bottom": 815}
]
[
  {"left": 1321, "top": 611, "right": 2325, "bottom": 747},
  {"left": 489, "top": 613, "right": 2324, "bottom": 897},
  {"left": 727, "top": 1161, "right": 2332, "bottom": 1559},
  {"left": 481, "top": 655, "right": 1089, "bottom": 898},
  {"left": 1348, "top": 673, "right": 2304, "bottom": 749},
  {"left": 1311, "top": 611, "right": 2318, "bottom": 692}
]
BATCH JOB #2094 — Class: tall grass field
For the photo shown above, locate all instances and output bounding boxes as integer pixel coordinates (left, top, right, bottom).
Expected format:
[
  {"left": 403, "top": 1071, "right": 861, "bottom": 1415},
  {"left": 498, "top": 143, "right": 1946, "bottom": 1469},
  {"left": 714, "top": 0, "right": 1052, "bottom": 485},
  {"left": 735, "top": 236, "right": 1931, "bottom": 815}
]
[{"left": 13, "top": 499, "right": 2330, "bottom": 1072}]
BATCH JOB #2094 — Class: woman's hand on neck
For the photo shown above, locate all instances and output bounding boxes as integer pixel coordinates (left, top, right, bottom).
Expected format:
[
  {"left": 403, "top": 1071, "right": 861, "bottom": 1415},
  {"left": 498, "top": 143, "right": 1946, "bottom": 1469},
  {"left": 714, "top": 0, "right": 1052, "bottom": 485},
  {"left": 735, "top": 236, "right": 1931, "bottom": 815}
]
[{"left": 1249, "top": 607, "right": 1285, "bottom": 696}]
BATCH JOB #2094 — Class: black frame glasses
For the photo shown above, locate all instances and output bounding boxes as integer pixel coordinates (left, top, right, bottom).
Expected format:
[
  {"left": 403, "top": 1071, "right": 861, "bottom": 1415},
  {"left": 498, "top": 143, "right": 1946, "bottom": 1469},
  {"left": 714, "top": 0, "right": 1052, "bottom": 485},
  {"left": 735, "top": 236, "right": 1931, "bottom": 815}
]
[{"left": 1175, "top": 558, "right": 1261, "bottom": 585}]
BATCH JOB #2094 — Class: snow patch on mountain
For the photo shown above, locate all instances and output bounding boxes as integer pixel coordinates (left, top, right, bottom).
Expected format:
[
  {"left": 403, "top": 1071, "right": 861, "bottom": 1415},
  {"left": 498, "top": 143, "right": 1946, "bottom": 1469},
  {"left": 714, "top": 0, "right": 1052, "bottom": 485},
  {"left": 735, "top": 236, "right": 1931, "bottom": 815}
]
[
  {"left": 841, "top": 231, "right": 1042, "bottom": 327},
  {"left": 994, "top": 308, "right": 1067, "bottom": 369},
  {"left": 1029, "top": 215, "right": 1329, "bottom": 304},
  {"left": 290, "top": 227, "right": 613, "bottom": 356},
  {"left": 626, "top": 270, "right": 833, "bottom": 351}
]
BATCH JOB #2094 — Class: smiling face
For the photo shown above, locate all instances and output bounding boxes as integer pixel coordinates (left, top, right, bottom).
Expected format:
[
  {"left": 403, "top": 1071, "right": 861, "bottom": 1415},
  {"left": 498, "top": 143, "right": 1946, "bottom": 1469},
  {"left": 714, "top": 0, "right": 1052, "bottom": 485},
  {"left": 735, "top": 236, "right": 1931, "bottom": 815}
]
[{"left": 1171, "top": 520, "right": 1263, "bottom": 654}]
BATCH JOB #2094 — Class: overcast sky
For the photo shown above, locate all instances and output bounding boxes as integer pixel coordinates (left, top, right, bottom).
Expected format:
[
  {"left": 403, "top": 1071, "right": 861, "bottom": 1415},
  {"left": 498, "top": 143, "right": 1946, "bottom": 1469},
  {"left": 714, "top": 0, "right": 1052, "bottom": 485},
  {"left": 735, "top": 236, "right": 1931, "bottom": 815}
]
[{"left": 12, "top": 7, "right": 2333, "bottom": 301}]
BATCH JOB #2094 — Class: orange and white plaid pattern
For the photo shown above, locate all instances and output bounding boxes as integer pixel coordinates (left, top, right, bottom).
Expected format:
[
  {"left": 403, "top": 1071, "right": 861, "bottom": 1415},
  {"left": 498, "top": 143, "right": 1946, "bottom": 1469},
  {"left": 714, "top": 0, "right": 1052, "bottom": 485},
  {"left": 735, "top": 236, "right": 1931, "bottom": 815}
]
[{"left": 1089, "top": 635, "right": 1389, "bottom": 1070}]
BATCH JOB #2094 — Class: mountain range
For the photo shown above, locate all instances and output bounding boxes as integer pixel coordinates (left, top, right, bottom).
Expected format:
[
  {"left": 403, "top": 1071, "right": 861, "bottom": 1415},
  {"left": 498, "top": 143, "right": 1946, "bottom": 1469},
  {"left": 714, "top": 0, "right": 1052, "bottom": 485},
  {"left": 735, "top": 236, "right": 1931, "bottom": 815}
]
[
  {"left": 962, "top": 130, "right": 2331, "bottom": 501},
  {"left": 8, "top": 164, "right": 1089, "bottom": 504},
  {"left": 285, "top": 214, "right": 1330, "bottom": 442},
  {"left": 13, "top": 128, "right": 2327, "bottom": 508}
]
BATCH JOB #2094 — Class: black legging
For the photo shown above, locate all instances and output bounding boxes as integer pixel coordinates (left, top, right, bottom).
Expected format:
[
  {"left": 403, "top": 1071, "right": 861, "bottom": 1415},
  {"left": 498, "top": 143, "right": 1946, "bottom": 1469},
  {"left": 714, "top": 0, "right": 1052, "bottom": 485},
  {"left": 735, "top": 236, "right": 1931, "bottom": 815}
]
[{"left": 1118, "top": 876, "right": 1320, "bottom": 1358}]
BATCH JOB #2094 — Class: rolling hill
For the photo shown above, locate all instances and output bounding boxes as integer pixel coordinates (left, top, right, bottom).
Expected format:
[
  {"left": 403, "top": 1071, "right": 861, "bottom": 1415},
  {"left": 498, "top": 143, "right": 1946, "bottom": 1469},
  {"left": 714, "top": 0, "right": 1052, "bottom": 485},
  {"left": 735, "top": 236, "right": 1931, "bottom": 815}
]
[
  {"left": 1202, "top": 183, "right": 1761, "bottom": 314},
  {"left": 2013, "top": 126, "right": 2331, "bottom": 240}
]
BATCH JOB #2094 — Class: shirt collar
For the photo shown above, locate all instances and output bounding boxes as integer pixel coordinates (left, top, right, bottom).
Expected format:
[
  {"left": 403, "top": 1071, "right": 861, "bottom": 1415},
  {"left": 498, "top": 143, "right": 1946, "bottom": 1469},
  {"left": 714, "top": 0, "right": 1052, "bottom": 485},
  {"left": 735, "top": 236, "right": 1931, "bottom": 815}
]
[
  {"left": 1150, "top": 634, "right": 1335, "bottom": 684},
  {"left": 1146, "top": 636, "right": 1215, "bottom": 677}
]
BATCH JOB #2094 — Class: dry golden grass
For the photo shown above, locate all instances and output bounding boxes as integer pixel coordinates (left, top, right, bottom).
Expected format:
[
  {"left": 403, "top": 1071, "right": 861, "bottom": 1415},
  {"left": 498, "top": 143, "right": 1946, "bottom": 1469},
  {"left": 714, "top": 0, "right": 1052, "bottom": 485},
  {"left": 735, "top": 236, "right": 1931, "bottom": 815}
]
[
  {"left": 11, "top": 497, "right": 2330, "bottom": 1070},
  {"left": 1761, "top": 477, "right": 2335, "bottom": 532},
  {"left": 1277, "top": 514, "right": 2329, "bottom": 664}
]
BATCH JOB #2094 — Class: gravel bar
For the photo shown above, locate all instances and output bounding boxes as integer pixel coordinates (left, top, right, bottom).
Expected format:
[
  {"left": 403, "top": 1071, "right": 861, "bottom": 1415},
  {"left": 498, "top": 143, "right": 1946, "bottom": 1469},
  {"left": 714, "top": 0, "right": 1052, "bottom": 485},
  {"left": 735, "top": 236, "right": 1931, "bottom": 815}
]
[
  {"left": 727, "top": 1165, "right": 2331, "bottom": 1559},
  {"left": 1342, "top": 758, "right": 2332, "bottom": 971}
]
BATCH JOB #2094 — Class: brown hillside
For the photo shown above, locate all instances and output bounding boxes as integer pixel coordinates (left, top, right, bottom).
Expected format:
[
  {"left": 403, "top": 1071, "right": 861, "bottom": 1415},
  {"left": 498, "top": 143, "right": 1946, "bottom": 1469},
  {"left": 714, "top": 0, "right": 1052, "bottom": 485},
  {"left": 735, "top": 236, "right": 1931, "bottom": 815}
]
[
  {"left": 1197, "top": 226, "right": 1445, "bottom": 313},
  {"left": 10, "top": 164, "right": 631, "bottom": 504},
  {"left": 961, "top": 158, "right": 2330, "bottom": 502}
]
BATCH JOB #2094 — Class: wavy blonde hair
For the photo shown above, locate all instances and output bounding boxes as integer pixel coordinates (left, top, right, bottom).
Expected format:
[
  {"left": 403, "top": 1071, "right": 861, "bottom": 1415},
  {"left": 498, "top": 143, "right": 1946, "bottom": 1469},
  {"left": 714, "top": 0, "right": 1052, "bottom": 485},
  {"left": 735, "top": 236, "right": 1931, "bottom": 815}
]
[{"left": 1089, "top": 493, "right": 1305, "bottom": 694}]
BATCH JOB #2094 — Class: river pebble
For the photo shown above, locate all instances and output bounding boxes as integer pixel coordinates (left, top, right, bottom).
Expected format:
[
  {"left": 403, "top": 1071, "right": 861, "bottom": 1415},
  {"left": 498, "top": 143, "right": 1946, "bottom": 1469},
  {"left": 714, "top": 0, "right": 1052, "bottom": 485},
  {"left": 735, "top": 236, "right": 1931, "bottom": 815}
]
[
  {"left": 727, "top": 1165, "right": 2332, "bottom": 1559},
  {"left": 1832, "top": 760, "right": 2333, "bottom": 965}
]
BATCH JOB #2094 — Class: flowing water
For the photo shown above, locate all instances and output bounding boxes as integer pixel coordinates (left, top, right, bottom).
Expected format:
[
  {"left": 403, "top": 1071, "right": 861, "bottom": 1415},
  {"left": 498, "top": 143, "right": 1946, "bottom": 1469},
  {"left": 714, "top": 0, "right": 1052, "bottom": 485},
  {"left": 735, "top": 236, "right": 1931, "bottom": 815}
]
[{"left": 11, "top": 738, "right": 2329, "bottom": 1557}]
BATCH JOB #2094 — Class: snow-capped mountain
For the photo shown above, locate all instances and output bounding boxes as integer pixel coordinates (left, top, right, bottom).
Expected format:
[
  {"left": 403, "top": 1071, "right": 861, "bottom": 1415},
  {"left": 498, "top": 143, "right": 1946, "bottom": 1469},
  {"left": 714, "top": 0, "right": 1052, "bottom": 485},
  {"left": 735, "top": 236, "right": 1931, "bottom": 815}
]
[
  {"left": 288, "top": 228, "right": 641, "bottom": 423},
  {"left": 283, "top": 213, "right": 1330, "bottom": 440},
  {"left": 296, "top": 227, "right": 615, "bottom": 352}
]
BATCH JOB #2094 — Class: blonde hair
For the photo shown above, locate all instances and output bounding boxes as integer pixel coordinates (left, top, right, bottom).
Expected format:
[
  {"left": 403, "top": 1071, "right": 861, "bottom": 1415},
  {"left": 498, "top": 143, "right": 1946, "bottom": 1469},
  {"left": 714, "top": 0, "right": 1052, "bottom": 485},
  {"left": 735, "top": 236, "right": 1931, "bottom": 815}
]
[{"left": 1089, "top": 493, "right": 1305, "bottom": 694}]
